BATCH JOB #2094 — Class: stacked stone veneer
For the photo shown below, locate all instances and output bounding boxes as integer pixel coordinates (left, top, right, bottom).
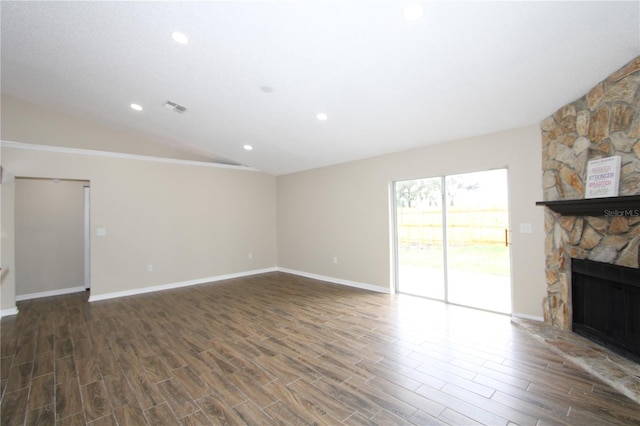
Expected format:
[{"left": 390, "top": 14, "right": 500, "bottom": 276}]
[{"left": 541, "top": 57, "right": 640, "bottom": 329}]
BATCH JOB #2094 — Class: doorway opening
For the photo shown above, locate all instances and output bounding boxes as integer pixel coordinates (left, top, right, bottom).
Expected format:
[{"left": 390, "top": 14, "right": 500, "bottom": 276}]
[
  {"left": 15, "top": 177, "right": 90, "bottom": 300},
  {"left": 393, "top": 169, "right": 511, "bottom": 314}
]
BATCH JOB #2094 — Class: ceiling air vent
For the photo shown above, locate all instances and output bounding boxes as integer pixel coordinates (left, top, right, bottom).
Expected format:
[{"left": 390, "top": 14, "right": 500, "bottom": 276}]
[{"left": 164, "top": 101, "right": 187, "bottom": 113}]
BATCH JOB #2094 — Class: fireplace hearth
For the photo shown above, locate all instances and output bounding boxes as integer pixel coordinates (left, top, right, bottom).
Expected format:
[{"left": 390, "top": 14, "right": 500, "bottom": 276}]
[{"left": 572, "top": 258, "right": 640, "bottom": 363}]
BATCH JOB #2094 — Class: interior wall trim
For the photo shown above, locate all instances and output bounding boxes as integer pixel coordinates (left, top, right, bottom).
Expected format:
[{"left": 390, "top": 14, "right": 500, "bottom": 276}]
[
  {"left": 0, "top": 140, "right": 259, "bottom": 172},
  {"left": 88, "top": 267, "right": 278, "bottom": 302},
  {"left": 277, "top": 267, "right": 391, "bottom": 294},
  {"left": 16, "top": 286, "right": 86, "bottom": 302},
  {"left": 0, "top": 307, "right": 19, "bottom": 318}
]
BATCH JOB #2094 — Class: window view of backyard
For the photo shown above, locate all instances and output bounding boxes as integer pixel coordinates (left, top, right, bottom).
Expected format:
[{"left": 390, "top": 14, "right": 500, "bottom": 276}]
[{"left": 395, "top": 170, "right": 511, "bottom": 313}]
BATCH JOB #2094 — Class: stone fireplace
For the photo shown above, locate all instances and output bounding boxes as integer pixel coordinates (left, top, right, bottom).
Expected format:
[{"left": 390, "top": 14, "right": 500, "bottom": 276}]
[
  {"left": 540, "top": 56, "right": 640, "bottom": 330},
  {"left": 571, "top": 257, "right": 640, "bottom": 361}
]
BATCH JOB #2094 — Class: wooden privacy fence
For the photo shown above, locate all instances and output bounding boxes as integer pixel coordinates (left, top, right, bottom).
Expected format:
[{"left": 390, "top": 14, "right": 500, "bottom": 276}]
[{"left": 397, "top": 207, "right": 508, "bottom": 246}]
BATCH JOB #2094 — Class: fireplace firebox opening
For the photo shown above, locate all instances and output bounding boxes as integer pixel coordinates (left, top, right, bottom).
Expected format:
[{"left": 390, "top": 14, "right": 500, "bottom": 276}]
[{"left": 571, "top": 258, "right": 640, "bottom": 363}]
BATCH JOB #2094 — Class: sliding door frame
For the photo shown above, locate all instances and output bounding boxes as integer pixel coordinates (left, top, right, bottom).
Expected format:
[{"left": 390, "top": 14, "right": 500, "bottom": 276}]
[{"left": 392, "top": 168, "right": 512, "bottom": 314}]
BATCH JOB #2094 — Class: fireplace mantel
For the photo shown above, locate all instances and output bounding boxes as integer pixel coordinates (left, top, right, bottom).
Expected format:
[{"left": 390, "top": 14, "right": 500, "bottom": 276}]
[{"left": 536, "top": 195, "right": 640, "bottom": 217}]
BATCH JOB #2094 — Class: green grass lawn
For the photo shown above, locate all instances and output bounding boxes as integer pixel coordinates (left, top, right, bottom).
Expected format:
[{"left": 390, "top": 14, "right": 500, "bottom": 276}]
[{"left": 399, "top": 244, "right": 510, "bottom": 276}]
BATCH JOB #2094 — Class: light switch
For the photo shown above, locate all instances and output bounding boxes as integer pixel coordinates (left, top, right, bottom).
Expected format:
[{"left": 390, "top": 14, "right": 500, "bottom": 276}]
[
  {"left": 96, "top": 227, "right": 107, "bottom": 236},
  {"left": 519, "top": 223, "right": 533, "bottom": 234}
]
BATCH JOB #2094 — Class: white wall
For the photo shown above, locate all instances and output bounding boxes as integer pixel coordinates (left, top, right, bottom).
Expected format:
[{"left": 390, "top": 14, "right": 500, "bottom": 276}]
[
  {"left": 15, "top": 178, "right": 88, "bottom": 297},
  {"left": 277, "top": 126, "right": 547, "bottom": 319}
]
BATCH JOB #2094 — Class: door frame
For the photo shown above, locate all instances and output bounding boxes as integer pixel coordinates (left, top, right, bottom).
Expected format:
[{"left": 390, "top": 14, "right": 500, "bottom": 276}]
[
  {"left": 84, "top": 185, "right": 90, "bottom": 290},
  {"left": 392, "top": 168, "right": 513, "bottom": 314}
]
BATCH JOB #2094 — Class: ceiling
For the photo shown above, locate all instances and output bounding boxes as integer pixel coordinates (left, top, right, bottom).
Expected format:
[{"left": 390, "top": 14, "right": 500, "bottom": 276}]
[{"left": 1, "top": 1, "right": 639, "bottom": 176}]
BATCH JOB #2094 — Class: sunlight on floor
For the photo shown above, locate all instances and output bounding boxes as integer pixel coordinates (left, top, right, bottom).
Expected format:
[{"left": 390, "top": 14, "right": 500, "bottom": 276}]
[{"left": 398, "top": 266, "right": 511, "bottom": 314}]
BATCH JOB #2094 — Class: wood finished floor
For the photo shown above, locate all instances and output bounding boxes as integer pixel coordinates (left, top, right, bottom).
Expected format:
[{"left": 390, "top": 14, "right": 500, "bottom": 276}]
[{"left": 2, "top": 272, "right": 639, "bottom": 425}]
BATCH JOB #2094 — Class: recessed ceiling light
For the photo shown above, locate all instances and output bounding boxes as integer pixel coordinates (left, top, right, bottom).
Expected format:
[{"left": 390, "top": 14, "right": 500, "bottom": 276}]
[
  {"left": 130, "top": 103, "right": 143, "bottom": 111},
  {"left": 243, "top": 144, "right": 253, "bottom": 151},
  {"left": 316, "top": 113, "right": 328, "bottom": 121},
  {"left": 403, "top": 3, "right": 424, "bottom": 21},
  {"left": 171, "top": 31, "right": 189, "bottom": 44}
]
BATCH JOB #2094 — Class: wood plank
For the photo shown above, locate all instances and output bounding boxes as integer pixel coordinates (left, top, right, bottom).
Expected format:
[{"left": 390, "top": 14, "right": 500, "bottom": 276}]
[
  {"left": 55, "top": 356, "right": 77, "bottom": 385},
  {"left": 123, "top": 369, "right": 165, "bottom": 410},
  {"left": 87, "top": 413, "right": 118, "bottom": 425},
  {"left": 28, "top": 373, "right": 54, "bottom": 410},
  {"left": 1, "top": 356, "right": 13, "bottom": 381},
  {"left": 32, "top": 352, "right": 54, "bottom": 378},
  {"left": 57, "top": 412, "right": 86, "bottom": 426},
  {"left": 13, "top": 341, "right": 35, "bottom": 365},
  {"left": 199, "top": 369, "right": 247, "bottom": 408},
  {"left": 2, "top": 272, "right": 640, "bottom": 426},
  {"left": 156, "top": 377, "right": 199, "bottom": 419},
  {"left": 367, "top": 376, "right": 446, "bottom": 419},
  {"left": 226, "top": 371, "right": 277, "bottom": 409},
  {"left": 232, "top": 400, "right": 276, "bottom": 425},
  {"left": 196, "top": 393, "right": 243, "bottom": 425},
  {"left": 416, "top": 383, "right": 509, "bottom": 425},
  {"left": 180, "top": 410, "right": 215, "bottom": 426},
  {"left": 5, "top": 362, "right": 33, "bottom": 392},
  {"left": 55, "top": 337, "right": 74, "bottom": 359},
  {"left": 103, "top": 373, "right": 137, "bottom": 408},
  {"left": 81, "top": 380, "right": 113, "bottom": 422},
  {"left": 36, "top": 333, "right": 54, "bottom": 355},
  {"left": 172, "top": 366, "right": 211, "bottom": 400},
  {"left": 144, "top": 402, "right": 177, "bottom": 426},
  {"left": 287, "top": 378, "right": 355, "bottom": 422},
  {"left": 113, "top": 403, "right": 148, "bottom": 425},
  {"left": 56, "top": 379, "right": 84, "bottom": 420},
  {"left": 140, "top": 355, "right": 173, "bottom": 383},
  {"left": 77, "top": 357, "right": 102, "bottom": 386},
  {"left": 25, "top": 404, "right": 55, "bottom": 425},
  {"left": 1, "top": 388, "right": 29, "bottom": 425}
]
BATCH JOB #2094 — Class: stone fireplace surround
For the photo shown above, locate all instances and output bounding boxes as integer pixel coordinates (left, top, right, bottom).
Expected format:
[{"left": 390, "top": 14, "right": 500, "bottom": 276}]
[
  {"left": 540, "top": 56, "right": 640, "bottom": 330},
  {"left": 527, "top": 56, "right": 640, "bottom": 405}
]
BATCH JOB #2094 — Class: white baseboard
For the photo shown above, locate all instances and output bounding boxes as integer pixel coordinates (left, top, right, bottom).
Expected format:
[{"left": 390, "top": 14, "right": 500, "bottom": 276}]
[
  {"left": 16, "top": 286, "right": 86, "bottom": 302},
  {"left": 88, "top": 267, "right": 278, "bottom": 302},
  {"left": 0, "top": 307, "right": 19, "bottom": 318},
  {"left": 277, "top": 268, "right": 391, "bottom": 294},
  {"left": 512, "top": 313, "right": 544, "bottom": 322}
]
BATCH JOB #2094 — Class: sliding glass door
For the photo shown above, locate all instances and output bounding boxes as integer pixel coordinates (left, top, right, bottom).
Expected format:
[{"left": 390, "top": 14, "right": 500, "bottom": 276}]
[
  {"left": 444, "top": 170, "right": 511, "bottom": 313},
  {"left": 394, "top": 169, "right": 511, "bottom": 313},
  {"left": 395, "top": 177, "right": 445, "bottom": 300}
]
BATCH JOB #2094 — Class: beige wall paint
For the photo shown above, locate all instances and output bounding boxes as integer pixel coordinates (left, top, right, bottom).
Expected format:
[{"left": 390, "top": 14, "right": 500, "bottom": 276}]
[
  {"left": 1, "top": 172, "right": 16, "bottom": 313},
  {"left": 277, "top": 126, "right": 546, "bottom": 319},
  {"left": 1, "top": 95, "right": 214, "bottom": 162},
  {"left": 1, "top": 96, "right": 277, "bottom": 312},
  {"left": 1, "top": 93, "right": 545, "bottom": 319},
  {"left": 0, "top": 149, "right": 3, "bottom": 311},
  {"left": 15, "top": 178, "right": 88, "bottom": 296},
  {"left": 1, "top": 148, "right": 277, "bottom": 309}
]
